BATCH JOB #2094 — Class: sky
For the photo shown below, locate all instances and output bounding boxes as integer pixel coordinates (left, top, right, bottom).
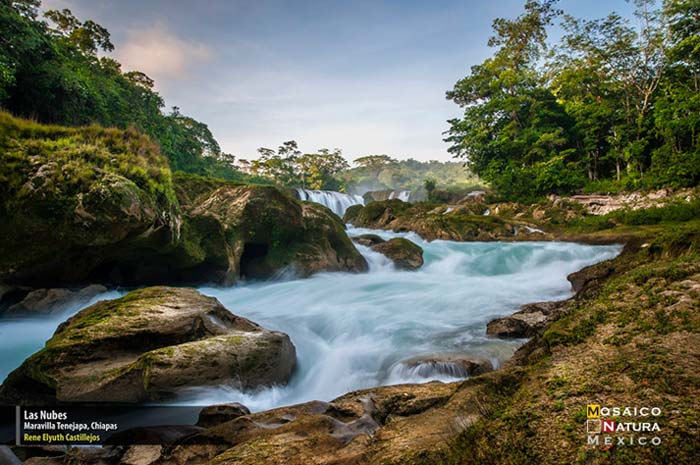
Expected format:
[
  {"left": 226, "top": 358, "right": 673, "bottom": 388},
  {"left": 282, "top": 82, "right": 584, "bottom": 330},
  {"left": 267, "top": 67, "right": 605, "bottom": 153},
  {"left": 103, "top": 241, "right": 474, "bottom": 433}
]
[{"left": 41, "top": 0, "right": 636, "bottom": 162}]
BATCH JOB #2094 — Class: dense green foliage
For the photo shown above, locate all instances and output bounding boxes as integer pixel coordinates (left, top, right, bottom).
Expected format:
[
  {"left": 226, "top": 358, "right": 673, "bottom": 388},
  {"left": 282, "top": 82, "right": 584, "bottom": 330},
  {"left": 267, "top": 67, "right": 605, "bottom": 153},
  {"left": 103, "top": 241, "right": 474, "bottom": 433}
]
[
  {"left": 340, "top": 157, "right": 484, "bottom": 194},
  {"left": 0, "top": 0, "right": 251, "bottom": 181},
  {"left": 239, "top": 141, "right": 349, "bottom": 190},
  {"left": 0, "top": 111, "right": 174, "bottom": 210},
  {"left": 446, "top": 0, "right": 700, "bottom": 201}
]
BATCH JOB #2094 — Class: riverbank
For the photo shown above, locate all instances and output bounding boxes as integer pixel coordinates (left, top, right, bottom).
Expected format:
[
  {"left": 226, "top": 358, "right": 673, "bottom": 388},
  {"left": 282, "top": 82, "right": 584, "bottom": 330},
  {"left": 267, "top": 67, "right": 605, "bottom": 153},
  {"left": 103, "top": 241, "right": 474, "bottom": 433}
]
[{"left": 135, "top": 221, "right": 697, "bottom": 465}]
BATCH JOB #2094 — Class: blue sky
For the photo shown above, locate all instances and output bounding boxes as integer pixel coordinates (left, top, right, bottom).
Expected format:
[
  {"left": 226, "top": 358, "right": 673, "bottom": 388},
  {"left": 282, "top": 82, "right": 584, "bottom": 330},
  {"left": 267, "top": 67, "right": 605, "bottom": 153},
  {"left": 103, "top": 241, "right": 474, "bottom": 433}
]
[{"left": 42, "top": 0, "right": 636, "bottom": 161}]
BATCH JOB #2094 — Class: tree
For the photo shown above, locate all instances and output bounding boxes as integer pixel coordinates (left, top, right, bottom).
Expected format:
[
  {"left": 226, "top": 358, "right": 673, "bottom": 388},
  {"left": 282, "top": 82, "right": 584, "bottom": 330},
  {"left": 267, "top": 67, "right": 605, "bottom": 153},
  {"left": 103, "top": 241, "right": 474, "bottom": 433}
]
[
  {"left": 0, "top": 1, "right": 249, "bottom": 182},
  {"left": 446, "top": 0, "right": 579, "bottom": 200},
  {"left": 353, "top": 155, "right": 396, "bottom": 180},
  {"left": 650, "top": 0, "right": 700, "bottom": 185},
  {"left": 44, "top": 8, "right": 114, "bottom": 55},
  {"left": 297, "top": 148, "right": 349, "bottom": 190}
]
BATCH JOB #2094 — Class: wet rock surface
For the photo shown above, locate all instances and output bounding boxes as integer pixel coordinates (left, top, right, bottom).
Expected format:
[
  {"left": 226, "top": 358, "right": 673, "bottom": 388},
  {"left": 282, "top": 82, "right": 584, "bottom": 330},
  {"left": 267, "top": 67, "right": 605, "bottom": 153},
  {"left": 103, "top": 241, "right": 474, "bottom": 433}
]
[
  {"left": 370, "top": 237, "right": 424, "bottom": 270},
  {"left": 0, "top": 287, "right": 296, "bottom": 404},
  {"left": 487, "top": 301, "right": 570, "bottom": 338}
]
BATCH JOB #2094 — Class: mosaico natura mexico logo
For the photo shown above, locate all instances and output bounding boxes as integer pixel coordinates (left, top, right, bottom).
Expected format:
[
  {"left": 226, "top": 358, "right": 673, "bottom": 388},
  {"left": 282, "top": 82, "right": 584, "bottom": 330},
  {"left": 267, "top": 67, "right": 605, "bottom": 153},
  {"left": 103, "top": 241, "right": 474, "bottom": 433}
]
[{"left": 586, "top": 404, "right": 663, "bottom": 447}]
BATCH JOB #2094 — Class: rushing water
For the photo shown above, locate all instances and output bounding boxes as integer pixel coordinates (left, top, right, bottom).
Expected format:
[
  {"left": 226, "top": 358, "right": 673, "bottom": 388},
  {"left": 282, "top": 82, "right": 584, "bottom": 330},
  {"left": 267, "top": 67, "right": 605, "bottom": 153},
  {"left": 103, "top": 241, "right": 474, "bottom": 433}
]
[
  {"left": 295, "top": 189, "right": 364, "bottom": 216},
  {"left": 0, "top": 290, "right": 125, "bottom": 383},
  {"left": 388, "top": 190, "right": 411, "bottom": 201},
  {"left": 181, "top": 228, "right": 621, "bottom": 411},
  {"left": 0, "top": 228, "right": 621, "bottom": 412}
]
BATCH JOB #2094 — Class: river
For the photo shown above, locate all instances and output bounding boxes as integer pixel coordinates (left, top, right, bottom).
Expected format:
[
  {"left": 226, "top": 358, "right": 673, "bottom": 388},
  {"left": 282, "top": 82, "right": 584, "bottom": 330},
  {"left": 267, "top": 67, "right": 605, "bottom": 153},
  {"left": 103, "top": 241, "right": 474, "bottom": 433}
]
[{"left": 0, "top": 226, "right": 620, "bottom": 412}]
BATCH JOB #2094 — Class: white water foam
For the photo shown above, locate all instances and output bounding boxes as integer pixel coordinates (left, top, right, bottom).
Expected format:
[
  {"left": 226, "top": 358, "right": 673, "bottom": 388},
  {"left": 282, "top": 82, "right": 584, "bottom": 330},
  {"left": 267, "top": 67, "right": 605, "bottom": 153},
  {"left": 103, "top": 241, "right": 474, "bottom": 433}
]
[
  {"left": 182, "top": 227, "right": 621, "bottom": 411},
  {"left": 296, "top": 189, "right": 364, "bottom": 216},
  {"left": 388, "top": 190, "right": 411, "bottom": 202},
  {"left": 0, "top": 229, "right": 621, "bottom": 413}
]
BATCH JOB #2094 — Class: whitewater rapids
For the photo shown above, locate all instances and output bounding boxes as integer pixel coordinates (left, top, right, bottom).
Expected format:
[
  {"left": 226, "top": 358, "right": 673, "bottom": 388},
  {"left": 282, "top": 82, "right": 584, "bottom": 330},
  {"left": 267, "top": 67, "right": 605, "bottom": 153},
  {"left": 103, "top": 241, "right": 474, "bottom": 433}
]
[
  {"left": 182, "top": 227, "right": 621, "bottom": 410},
  {"left": 0, "top": 228, "right": 621, "bottom": 412}
]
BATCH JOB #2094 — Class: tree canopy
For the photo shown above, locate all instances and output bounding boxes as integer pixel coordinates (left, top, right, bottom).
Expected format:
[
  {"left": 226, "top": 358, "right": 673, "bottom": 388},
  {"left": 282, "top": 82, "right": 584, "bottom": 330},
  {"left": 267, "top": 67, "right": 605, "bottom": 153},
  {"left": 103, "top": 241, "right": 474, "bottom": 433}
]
[
  {"left": 446, "top": 0, "right": 700, "bottom": 200},
  {"left": 0, "top": 0, "right": 249, "bottom": 181}
]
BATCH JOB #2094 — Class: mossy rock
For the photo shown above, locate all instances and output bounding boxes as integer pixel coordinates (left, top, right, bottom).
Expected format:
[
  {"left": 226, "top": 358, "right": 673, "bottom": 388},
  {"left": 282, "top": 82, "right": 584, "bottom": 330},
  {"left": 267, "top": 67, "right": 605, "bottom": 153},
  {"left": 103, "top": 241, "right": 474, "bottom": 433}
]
[
  {"left": 342, "top": 200, "right": 540, "bottom": 241},
  {"left": 0, "top": 114, "right": 367, "bottom": 287},
  {"left": 178, "top": 179, "right": 367, "bottom": 283},
  {"left": 0, "top": 113, "right": 183, "bottom": 286},
  {"left": 0, "top": 286, "right": 296, "bottom": 404},
  {"left": 371, "top": 237, "right": 424, "bottom": 270},
  {"left": 352, "top": 233, "right": 386, "bottom": 247}
]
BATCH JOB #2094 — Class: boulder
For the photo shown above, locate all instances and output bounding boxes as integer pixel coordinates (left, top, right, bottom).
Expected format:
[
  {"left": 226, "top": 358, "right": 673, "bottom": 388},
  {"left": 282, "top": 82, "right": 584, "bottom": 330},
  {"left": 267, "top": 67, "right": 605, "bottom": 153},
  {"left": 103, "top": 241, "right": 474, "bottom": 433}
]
[
  {"left": 0, "top": 114, "right": 367, "bottom": 288},
  {"left": 567, "top": 261, "right": 615, "bottom": 294},
  {"left": 487, "top": 301, "right": 568, "bottom": 338},
  {"left": 352, "top": 234, "right": 385, "bottom": 247},
  {"left": 5, "top": 285, "right": 107, "bottom": 315},
  {"left": 343, "top": 200, "right": 541, "bottom": 242},
  {"left": 399, "top": 354, "right": 493, "bottom": 377},
  {"left": 0, "top": 287, "right": 296, "bottom": 404},
  {"left": 176, "top": 180, "right": 368, "bottom": 284},
  {"left": 197, "top": 402, "right": 251, "bottom": 428},
  {"left": 105, "top": 426, "right": 205, "bottom": 445},
  {"left": 0, "top": 115, "right": 182, "bottom": 287},
  {"left": 370, "top": 238, "right": 424, "bottom": 270}
]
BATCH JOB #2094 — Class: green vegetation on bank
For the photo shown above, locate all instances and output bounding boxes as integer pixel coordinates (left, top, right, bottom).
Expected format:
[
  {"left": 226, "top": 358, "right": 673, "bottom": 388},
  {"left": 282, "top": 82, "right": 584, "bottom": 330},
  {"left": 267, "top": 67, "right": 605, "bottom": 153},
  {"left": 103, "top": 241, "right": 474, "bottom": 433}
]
[
  {"left": 0, "top": 0, "right": 253, "bottom": 181},
  {"left": 0, "top": 111, "right": 175, "bottom": 209},
  {"left": 571, "top": 198, "right": 700, "bottom": 231},
  {"left": 446, "top": 0, "right": 700, "bottom": 201},
  {"left": 437, "top": 223, "right": 700, "bottom": 465}
]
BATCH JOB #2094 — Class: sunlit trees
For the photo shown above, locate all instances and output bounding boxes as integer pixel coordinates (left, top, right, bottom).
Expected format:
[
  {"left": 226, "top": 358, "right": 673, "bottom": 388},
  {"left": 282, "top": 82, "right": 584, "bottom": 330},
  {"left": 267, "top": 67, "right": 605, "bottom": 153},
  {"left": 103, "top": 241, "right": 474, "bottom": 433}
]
[
  {"left": 0, "top": 1, "right": 246, "bottom": 181},
  {"left": 447, "top": 0, "right": 700, "bottom": 199}
]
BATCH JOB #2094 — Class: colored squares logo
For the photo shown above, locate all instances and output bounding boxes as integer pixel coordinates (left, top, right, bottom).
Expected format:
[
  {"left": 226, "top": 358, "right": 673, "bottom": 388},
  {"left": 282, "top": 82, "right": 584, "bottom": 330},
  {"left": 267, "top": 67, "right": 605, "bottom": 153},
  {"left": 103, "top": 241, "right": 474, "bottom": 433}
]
[
  {"left": 587, "top": 404, "right": 600, "bottom": 419},
  {"left": 587, "top": 420, "right": 601, "bottom": 434}
]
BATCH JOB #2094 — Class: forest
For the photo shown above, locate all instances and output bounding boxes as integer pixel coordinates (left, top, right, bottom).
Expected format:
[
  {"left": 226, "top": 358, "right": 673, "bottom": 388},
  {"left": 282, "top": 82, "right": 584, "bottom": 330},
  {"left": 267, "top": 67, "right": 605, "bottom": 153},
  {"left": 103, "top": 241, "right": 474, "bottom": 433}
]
[
  {"left": 0, "top": 0, "right": 252, "bottom": 181},
  {"left": 2, "top": 0, "right": 699, "bottom": 200},
  {"left": 445, "top": 0, "right": 700, "bottom": 200}
]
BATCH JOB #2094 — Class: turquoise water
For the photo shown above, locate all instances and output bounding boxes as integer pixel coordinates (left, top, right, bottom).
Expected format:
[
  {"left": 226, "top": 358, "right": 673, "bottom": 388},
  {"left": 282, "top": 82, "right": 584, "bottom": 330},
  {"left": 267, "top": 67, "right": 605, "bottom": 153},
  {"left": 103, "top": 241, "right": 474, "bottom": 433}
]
[
  {"left": 187, "top": 227, "right": 621, "bottom": 410},
  {"left": 0, "top": 228, "right": 621, "bottom": 412}
]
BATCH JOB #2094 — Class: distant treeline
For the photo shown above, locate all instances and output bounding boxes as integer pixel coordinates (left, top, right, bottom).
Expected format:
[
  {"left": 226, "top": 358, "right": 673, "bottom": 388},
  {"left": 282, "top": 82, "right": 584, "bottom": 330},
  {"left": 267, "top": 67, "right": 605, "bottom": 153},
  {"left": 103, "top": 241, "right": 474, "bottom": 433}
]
[
  {"left": 0, "top": 0, "right": 260, "bottom": 182},
  {"left": 446, "top": 0, "right": 700, "bottom": 200},
  {"left": 239, "top": 148, "right": 482, "bottom": 194},
  {"left": 338, "top": 156, "right": 483, "bottom": 195}
]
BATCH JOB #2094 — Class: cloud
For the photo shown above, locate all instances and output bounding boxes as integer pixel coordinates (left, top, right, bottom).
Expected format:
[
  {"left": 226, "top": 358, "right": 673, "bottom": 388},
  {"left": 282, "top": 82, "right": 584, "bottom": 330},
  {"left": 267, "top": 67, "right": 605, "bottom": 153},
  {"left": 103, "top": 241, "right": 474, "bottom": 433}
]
[{"left": 115, "top": 24, "right": 213, "bottom": 84}]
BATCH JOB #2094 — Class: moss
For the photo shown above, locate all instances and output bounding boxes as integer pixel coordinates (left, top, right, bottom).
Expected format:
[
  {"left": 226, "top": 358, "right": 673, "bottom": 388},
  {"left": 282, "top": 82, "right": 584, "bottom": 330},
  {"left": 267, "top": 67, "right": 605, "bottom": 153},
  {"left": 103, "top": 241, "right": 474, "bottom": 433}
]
[{"left": 437, "top": 222, "right": 700, "bottom": 465}]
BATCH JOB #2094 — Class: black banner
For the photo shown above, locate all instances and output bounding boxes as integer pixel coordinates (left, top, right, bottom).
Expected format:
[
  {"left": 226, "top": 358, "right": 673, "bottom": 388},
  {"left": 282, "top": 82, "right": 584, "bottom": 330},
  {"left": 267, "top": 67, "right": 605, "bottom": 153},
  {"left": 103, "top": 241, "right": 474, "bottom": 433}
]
[{"left": 4, "top": 406, "right": 206, "bottom": 446}]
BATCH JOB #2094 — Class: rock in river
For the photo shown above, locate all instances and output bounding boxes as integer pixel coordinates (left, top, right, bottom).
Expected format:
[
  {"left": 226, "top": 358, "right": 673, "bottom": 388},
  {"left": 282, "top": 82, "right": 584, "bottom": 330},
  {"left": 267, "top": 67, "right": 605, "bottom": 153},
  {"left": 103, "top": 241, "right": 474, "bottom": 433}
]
[
  {"left": 370, "top": 237, "right": 424, "bottom": 270},
  {"left": 4, "top": 285, "right": 107, "bottom": 315},
  {"left": 397, "top": 354, "right": 493, "bottom": 378},
  {"left": 0, "top": 287, "right": 296, "bottom": 404},
  {"left": 486, "top": 301, "right": 569, "bottom": 338},
  {"left": 352, "top": 233, "right": 386, "bottom": 247}
]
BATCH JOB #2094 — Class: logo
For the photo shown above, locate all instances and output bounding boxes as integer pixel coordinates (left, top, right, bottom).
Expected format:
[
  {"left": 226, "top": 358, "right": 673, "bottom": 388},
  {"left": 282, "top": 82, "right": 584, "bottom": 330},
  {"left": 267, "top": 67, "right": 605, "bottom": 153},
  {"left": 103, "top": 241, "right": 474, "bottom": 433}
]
[
  {"left": 602, "top": 420, "right": 616, "bottom": 433},
  {"left": 587, "top": 404, "right": 600, "bottom": 419},
  {"left": 587, "top": 420, "right": 601, "bottom": 434},
  {"left": 584, "top": 404, "right": 662, "bottom": 447}
]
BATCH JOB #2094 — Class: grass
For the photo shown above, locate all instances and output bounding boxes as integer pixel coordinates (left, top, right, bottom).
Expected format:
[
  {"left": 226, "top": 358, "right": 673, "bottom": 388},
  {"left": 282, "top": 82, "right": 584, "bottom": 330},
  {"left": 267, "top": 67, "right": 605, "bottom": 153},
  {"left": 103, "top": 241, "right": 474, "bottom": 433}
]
[
  {"left": 433, "top": 223, "right": 700, "bottom": 465},
  {"left": 0, "top": 111, "right": 176, "bottom": 210}
]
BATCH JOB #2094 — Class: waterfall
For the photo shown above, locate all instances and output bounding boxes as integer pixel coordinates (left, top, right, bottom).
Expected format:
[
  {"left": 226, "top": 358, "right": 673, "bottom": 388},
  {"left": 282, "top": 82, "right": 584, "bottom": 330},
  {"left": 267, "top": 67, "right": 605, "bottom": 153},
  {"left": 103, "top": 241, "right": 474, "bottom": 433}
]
[
  {"left": 388, "top": 190, "right": 410, "bottom": 202},
  {"left": 296, "top": 189, "right": 364, "bottom": 217}
]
